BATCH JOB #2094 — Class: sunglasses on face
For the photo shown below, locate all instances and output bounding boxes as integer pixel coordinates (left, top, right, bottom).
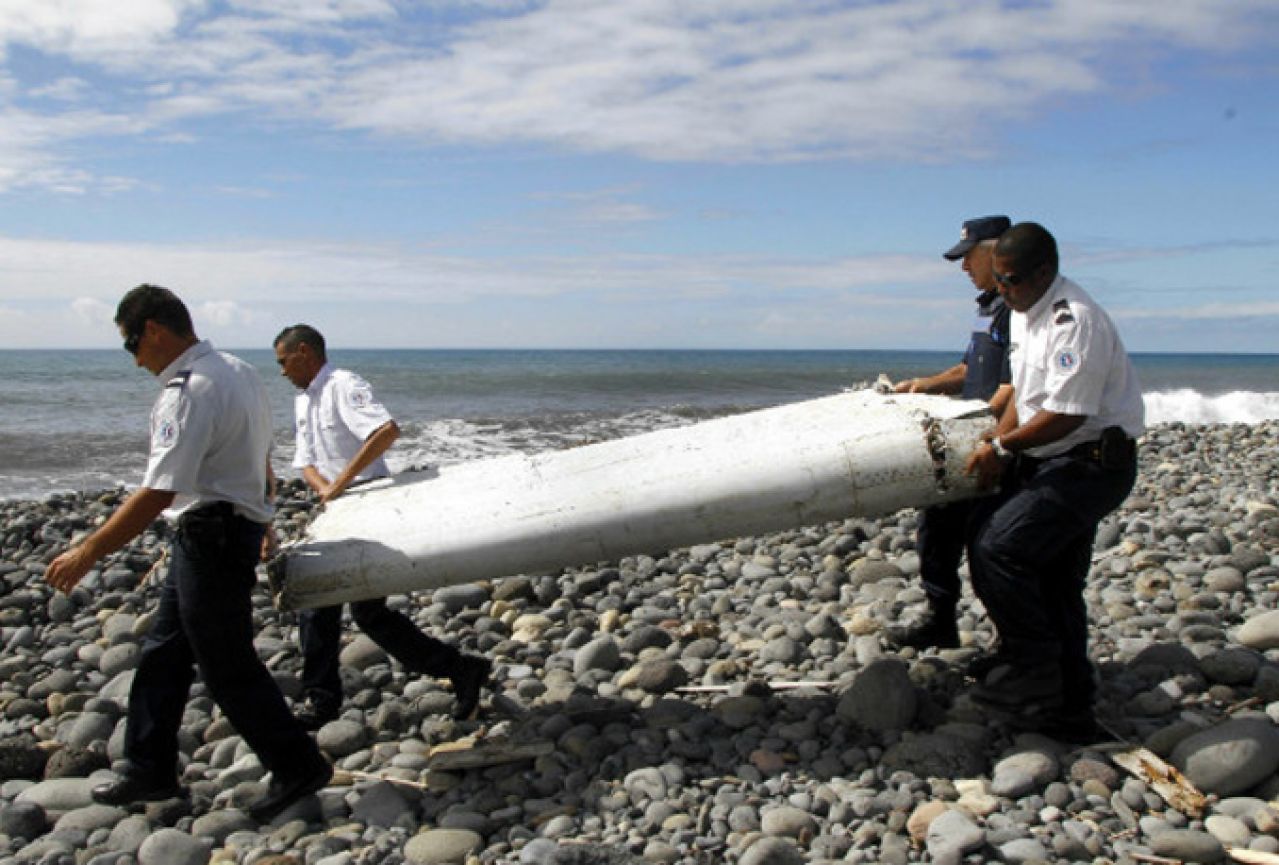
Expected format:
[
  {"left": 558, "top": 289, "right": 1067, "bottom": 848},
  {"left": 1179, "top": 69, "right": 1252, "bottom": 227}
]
[
  {"left": 123, "top": 329, "right": 143, "bottom": 355},
  {"left": 993, "top": 260, "right": 1043, "bottom": 288}
]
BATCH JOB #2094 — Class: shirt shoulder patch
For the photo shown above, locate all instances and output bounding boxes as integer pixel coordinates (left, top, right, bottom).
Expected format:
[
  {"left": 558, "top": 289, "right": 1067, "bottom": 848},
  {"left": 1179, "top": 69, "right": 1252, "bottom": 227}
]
[
  {"left": 348, "top": 386, "right": 373, "bottom": 409},
  {"left": 1051, "top": 299, "right": 1075, "bottom": 325},
  {"left": 1055, "top": 349, "right": 1079, "bottom": 371}
]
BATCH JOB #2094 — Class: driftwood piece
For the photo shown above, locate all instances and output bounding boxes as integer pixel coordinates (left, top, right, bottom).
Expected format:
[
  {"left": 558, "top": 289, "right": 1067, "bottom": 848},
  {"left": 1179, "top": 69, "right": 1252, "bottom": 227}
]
[
  {"left": 1110, "top": 746, "right": 1207, "bottom": 819},
  {"left": 427, "top": 737, "right": 554, "bottom": 771}
]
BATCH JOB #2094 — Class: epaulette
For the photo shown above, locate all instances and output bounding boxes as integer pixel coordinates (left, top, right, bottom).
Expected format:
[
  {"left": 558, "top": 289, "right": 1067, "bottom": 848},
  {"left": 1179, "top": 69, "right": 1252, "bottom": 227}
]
[
  {"left": 166, "top": 370, "right": 193, "bottom": 389},
  {"left": 1052, "top": 299, "right": 1075, "bottom": 325}
]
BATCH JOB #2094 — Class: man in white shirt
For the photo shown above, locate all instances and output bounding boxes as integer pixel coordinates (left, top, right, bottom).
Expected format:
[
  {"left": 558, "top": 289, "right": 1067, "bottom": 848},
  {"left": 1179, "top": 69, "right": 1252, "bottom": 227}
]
[
  {"left": 964, "top": 223, "right": 1144, "bottom": 741},
  {"left": 274, "top": 324, "right": 491, "bottom": 727},
  {"left": 46, "top": 285, "right": 331, "bottom": 822}
]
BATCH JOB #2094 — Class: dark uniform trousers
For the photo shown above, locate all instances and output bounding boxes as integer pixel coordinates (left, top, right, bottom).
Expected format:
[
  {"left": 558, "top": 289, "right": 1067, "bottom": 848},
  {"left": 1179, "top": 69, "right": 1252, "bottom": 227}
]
[
  {"left": 967, "top": 448, "right": 1137, "bottom": 710},
  {"left": 125, "top": 504, "right": 324, "bottom": 782},
  {"left": 917, "top": 501, "right": 976, "bottom": 609},
  {"left": 299, "top": 599, "right": 462, "bottom": 712}
]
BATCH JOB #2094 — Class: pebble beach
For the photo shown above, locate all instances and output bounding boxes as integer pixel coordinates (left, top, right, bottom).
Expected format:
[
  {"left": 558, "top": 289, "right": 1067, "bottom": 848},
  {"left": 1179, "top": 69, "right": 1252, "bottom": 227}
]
[{"left": 2, "top": 420, "right": 1278, "bottom": 865}]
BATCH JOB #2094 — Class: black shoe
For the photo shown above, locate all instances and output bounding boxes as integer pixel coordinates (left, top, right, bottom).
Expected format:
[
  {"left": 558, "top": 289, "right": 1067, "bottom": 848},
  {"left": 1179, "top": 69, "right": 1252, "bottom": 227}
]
[
  {"left": 248, "top": 760, "right": 333, "bottom": 823},
  {"left": 1036, "top": 708, "right": 1109, "bottom": 744},
  {"left": 451, "top": 654, "right": 492, "bottom": 720},
  {"left": 295, "top": 697, "right": 339, "bottom": 731},
  {"left": 964, "top": 647, "right": 1013, "bottom": 681},
  {"left": 886, "top": 609, "right": 959, "bottom": 650},
  {"left": 92, "top": 773, "right": 184, "bottom": 806},
  {"left": 972, "top": 661, "right": 1064, "bottom": 712}
]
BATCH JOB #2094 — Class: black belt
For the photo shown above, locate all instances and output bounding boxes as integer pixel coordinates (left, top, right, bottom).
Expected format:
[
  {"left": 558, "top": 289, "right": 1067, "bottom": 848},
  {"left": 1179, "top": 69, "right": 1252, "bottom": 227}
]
[
  {"left": 1030, "top": 427, "right": 1136, "bottom": 469},
  {"left": 177, "top": 501, "right": 242, "bottom": 529}
]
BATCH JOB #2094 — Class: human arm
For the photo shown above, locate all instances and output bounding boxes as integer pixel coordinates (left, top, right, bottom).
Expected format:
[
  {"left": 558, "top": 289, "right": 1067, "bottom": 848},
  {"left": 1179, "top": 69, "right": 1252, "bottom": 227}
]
[
  {"left": 893, "top": 363, "right": 967, "bottom": 395},
  {"left": 45, "top": 488, "right": 176, "bottom": 593},
  {"left": 965, "top": 407, "right": 1085, "bottom": 490},
  {"left": 315, "top": 419, "right": 400, "bottom": 504}
]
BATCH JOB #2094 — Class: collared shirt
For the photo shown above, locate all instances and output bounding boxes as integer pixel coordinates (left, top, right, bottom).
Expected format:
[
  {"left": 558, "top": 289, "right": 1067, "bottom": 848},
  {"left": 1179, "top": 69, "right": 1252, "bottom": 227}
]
[
  {"left": 1009, "top": 274, "right": 1146, "bottom": 458},
  {"left": 141, "top": 340, "right": 274, "bottom": 523},
  {"left": 960, "top": 289, "right": 1012, "bottom": 400},
  {"left": 292, "top": 363, "right": 394, "bottom": 483}
]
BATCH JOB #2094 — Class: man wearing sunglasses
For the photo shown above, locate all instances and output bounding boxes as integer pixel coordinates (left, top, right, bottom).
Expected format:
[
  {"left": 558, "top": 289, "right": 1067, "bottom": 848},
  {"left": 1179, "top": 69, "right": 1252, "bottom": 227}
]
[
  {"left": 964, "top": 223, "right": 1144, "bottom": 741},
  {"left": 45, "top": 285, "right": 332, "bottom": 821},
  {"left": 888, "top": 215, "right": 1013, "bottom": 652}
]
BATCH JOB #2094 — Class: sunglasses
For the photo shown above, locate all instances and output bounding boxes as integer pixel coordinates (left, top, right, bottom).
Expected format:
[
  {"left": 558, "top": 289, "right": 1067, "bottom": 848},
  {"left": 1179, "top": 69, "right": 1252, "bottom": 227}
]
[
  {"left": 123, "top": 329, "right": 143, "bottom": 355},
  {"left": 993, "top": 260, "right": 1043, "bottom": 288}
]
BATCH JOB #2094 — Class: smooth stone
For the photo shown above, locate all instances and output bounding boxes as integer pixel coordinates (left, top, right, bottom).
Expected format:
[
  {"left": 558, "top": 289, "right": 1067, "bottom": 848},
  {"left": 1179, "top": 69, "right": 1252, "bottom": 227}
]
[
  {"left": 190, "top": 810, "right": 255, "bottom": 844},
  {"left": 1238, "top": 611, "right": 1279, "bottom": 650},
  {"left": 999, "top": 837, "right": 1051, "bottom": 864},
  {"left": 573, "top": 636, "right": 621, "bottom": 676},
  {"left": 926, "top": 808, "right": 986, "bottom": 862},
  {"left": 991, "top": 750, "right": 1059, "bottom": 798},
  {"left": 15, "top": 778, "right": 98, "bottom": 813},
  {"left": 1204, "top": 814, "right": 1251, "bottom": 847},
  {"left": 137, "top": 827, "right": 214, "bottom": 865},
  {"left": 316, "top": 720, "right": 371, "bottom": 758},
  {"left": 836, "top": 658, "right": 916, "bottom": 732},
  {"left": 1150, "top": 829, "right": 1225, "bottom": 864},
  {"left": 739, "top": 836, "right": 805, "bottom": 865},
  {"left": 0, "top": 799, "right": 47, "bottom": 839},
  {"left": 351, "top": 781, "right": 414, "bottom": 828},
  {"left": 431, "top": 584, "right": 488, "bottom": 614},
  {"left": 338, "top": 635, "right": 387, "bottom": 670},
  {"left": 760, "top": 805, "right": 816, "bottom": 839},
  {"left": 403, "top": 828, "right": 483, "bottom": 864},
  {"left": 52, "top": 804, "right": 127, "bottom": 834},
  {"left": 1170, "top": 717, "right": 1279, "bottom": 796}
]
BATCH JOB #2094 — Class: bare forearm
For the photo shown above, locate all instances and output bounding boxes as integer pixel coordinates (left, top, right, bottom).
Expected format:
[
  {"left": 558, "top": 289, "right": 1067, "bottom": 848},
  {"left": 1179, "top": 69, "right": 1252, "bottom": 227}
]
[
  {"left": 895, "top": 364, "right": 966, "bottom": 395},
  {"left": 46, "top": 487, "right": 174, "bottom": 593},
  {"left": 328, "top": 421, "right": 399, "bottom": 498}
]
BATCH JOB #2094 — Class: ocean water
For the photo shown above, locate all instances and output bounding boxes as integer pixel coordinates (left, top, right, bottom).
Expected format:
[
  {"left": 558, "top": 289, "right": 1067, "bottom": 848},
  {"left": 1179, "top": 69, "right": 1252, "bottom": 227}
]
[{"left": 2, "top": 348, "right": 1278, "bottom": 501}]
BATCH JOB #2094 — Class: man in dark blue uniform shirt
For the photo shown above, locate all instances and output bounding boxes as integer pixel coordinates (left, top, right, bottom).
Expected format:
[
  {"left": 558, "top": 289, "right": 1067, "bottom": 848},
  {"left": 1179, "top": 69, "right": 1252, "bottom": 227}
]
[{"left": 888, "top": 215, "right": 1013, "bottom": 650}]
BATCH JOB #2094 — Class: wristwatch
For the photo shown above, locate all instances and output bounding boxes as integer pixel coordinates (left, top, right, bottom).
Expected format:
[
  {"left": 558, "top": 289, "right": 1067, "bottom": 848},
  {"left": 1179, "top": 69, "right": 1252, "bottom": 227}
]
[{"left": 989, "top": 437, "right": 1013, "bottom": 460}]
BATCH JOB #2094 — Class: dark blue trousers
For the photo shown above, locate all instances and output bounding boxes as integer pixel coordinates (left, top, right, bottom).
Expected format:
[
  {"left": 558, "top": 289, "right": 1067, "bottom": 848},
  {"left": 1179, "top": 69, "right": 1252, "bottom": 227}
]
[
  {"left": 968, "top": 452, "right": 1136, "bottom": 710},
  {"left": 124, "top": 505, "right": 324, "bottom": 782},
  {"left": 917, "top": 500, "right": 977, "bottom": 610},
  {"left": 299, "top": 597, "right": 462, "bottom": 711}
]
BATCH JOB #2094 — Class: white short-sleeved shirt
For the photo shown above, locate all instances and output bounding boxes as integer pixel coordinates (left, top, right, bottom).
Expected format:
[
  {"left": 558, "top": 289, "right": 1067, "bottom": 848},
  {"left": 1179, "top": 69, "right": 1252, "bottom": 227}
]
[
  {"left": 1009, "top": 274, "right": 1146, "bottom": 458},
  {"left": 292, "top": 363, "right": 394, "bottom": 484},
  {"left": 141, "top": 340, "right": 274, "bottom": 523}
]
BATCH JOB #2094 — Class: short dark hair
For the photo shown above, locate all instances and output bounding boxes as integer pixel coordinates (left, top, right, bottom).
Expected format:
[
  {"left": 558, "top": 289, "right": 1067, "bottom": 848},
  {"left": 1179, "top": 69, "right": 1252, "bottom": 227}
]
[
  {"left": 115, "top": 284, "right": 195, "bottom": 339},
  {"left": 274, "top": 324, "right": 327, "bottom": 361},
  {"left": 994, "top": 222, "right": 1059, "bottom": 275}
]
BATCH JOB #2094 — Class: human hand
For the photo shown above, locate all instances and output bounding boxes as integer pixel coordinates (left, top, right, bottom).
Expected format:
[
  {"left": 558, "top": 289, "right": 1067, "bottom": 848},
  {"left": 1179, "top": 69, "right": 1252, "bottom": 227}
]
[
  {"left": 965, "top": 442, "right": 1005, "bottom": 490},
  {"left": 260, "top": 526, "right": 279, "bottom": 561},
  {"left": 45, "top": 547, "right": 95, "bottom": 594}
]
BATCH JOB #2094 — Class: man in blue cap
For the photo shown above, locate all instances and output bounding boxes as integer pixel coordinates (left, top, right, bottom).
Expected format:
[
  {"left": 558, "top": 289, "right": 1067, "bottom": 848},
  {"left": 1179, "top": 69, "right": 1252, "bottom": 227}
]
[{"left": 887, "top": 215, "right": 1013, "bottom": 651}]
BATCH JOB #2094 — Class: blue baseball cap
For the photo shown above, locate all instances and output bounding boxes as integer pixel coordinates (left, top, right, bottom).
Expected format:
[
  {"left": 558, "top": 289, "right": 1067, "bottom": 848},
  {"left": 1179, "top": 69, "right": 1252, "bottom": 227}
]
[{"left": 943, "top": 215, "right": 1011, "bottom": 261}]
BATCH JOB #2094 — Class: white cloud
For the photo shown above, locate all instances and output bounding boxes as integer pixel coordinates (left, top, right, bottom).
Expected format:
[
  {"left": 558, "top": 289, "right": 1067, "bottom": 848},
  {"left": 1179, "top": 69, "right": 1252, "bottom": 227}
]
[
  {"left": 1, "top": 0, "right": 1275, "bottom": 194},
  {"left": 71, "top": 295, "right": 113, "bottom": 325}
]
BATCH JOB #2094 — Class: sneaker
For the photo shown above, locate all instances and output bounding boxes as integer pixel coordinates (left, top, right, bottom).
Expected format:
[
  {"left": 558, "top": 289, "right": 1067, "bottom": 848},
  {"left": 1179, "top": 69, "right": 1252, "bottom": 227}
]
[
  {"left": 295, "top": 697, "right": 339, "bottom": 731},
  {"left": 248, "top": 759, "right": 333, "bottom": 823},
  {"left": 91, "top": 773, "right": 185, "bottom": 806},
  {"left": 971, "top": 661, "right": 1064, "bottom": 712},
  {"left": 885, "top": 609, "right": 959, "bottom": 650},
  {"left": 451, "top": 654, "right": 492, "bottom": 720}
]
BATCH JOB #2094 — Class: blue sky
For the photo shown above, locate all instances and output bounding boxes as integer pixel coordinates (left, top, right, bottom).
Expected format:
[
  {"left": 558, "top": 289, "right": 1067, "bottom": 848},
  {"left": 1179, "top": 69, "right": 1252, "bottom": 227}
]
[{"left": 1, "top": 0, "right": 1276, "bottom": 351}]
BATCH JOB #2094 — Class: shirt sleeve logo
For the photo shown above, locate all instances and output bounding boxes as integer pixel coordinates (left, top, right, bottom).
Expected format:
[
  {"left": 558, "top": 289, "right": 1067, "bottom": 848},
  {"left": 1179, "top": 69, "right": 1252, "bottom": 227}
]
[
  {"left": 1055, "top": 349, "right": 1079, "bottom": 371},
  {"left": 155, "top": 417, "right": 179, "bottom": 449},
  {"left": 349, "top": 387, "right": 372, "bottom": 409}
]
